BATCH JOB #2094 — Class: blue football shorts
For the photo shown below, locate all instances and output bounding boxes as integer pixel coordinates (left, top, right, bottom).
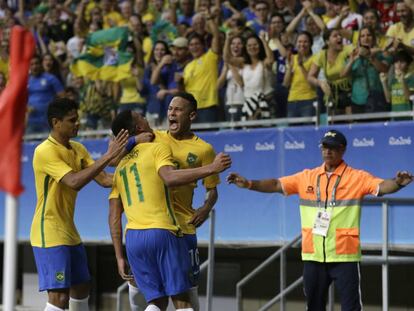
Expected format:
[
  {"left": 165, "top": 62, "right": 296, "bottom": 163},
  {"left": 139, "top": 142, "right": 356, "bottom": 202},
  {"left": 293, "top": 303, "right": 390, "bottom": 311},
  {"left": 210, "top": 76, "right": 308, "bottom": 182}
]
[
  {"left": 125, "top": 229, "right": 192, "bottom": 303},
  {"left": 184, "top": 234, "right": 200, "bottom": 285},
  {"left": 32, "top": 244, "right": 91, "bottom": 291}
]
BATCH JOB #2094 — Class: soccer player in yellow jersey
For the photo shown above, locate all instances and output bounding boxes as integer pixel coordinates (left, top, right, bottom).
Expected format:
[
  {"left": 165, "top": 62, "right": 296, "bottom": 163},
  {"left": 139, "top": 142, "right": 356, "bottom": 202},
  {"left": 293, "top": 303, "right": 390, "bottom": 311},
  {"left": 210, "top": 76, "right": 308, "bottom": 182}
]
[
  {"left": 30, "top": 98, "right": 128, "bottom": 311},
  {"left": 108, "top": 110, "right": 231, "bottom": 311},
  {"left": 155, "top": 93, "right": 220, "bottom": 310},
  {"left": 122, "top": 93, "right": 221, "bottom": 311}
]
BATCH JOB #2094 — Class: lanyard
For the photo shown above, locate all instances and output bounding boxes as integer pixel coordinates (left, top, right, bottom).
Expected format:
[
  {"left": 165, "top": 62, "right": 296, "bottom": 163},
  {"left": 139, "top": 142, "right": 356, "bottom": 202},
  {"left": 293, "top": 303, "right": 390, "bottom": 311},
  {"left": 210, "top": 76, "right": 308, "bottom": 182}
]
[{"left": 316, "top": 164, "right": 348, "bottom": 209}]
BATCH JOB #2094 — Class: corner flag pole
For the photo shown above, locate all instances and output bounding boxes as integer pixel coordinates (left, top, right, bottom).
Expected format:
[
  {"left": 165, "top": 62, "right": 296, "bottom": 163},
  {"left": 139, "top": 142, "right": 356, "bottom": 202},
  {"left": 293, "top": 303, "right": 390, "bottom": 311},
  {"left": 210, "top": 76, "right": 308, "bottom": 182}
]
[
  {"left": 2, "top": 194, "right": 19, "bottom": 311},
  {"left": 0, "top": 26, "right": 35, "bottom": 311}
]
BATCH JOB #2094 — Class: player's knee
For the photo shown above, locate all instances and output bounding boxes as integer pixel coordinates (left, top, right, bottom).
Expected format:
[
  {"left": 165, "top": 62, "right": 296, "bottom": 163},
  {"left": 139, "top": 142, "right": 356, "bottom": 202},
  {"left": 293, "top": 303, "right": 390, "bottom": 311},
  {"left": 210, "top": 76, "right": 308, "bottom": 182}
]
[
  {"left": 171, "top": 292, "right": 193, "bottom": 310},
  {"left": 48, "top": 290, "right": 70, "bottom": 309},
  {"left": 70, "top": 282, "right": 90, "bottom": 299}
]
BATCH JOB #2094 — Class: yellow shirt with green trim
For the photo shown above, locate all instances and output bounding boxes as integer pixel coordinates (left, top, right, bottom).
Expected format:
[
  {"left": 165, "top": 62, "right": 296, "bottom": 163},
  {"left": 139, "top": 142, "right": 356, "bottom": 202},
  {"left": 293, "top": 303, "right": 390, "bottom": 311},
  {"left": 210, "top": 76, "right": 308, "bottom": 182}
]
[
  {"left": 183, "top": 49, "right": 219, "bottom": 109},
  {"left": 109, "top": 142, "right": 181, "bottom": 234},
  {"left": 313, "top": 45, "right": 353, "bottom": 90},
  {"left": 30, "top": 136, "right": 95, "bottom": 248},
  {"left": 154, "top": 130, "right": 220, "bottom": 234},
  {"left": 390, "top": 73, "right": 414, "bottom": 111}
]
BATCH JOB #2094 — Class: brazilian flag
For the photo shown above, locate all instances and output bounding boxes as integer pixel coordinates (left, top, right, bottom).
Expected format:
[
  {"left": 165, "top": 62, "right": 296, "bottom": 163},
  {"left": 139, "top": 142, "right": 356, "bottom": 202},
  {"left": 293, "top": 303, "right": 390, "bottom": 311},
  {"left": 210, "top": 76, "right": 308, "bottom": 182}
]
[{"left": 71, "top": 27, "right": 133, "bottom": 82}]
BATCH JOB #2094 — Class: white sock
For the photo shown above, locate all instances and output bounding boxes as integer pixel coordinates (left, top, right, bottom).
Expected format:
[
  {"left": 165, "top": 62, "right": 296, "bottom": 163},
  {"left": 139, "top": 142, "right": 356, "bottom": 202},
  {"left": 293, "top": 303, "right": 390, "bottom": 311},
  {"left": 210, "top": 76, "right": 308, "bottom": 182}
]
[
  {"left": 44, "top": 302, "right": 65, "bottom": 311},
  {"left": 144, "top": 305, "right": 161, "bottom": 311},
  {"left": 176, "top": 309, "right": 194, "bottom": 311},
  {"left": 128, "top": 283, "right": 147, "bottom": 310},
  {"left": 188, "top": 286, "right": 199, "bottom": 311},
  {"left": 69, "top": 296, "right": 89, "bottom": 311}
]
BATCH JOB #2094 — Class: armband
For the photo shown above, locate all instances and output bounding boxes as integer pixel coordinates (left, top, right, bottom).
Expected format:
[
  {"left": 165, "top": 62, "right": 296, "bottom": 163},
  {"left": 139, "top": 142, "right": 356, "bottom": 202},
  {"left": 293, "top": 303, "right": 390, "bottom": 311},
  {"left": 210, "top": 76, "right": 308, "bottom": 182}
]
[
  {"left": 246, "top": 180, "right": 253, "bottom": 189},
  {"left": 125, "top": 136, "right": 136, "bottom": 152}
]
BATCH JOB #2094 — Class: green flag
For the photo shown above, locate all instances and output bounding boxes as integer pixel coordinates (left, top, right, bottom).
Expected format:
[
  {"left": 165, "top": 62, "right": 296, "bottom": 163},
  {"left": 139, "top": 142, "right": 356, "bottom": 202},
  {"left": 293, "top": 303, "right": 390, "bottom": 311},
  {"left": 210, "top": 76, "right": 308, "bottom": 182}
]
[{"left": 71, "top": 27, "right": 133, "bottom": 82}]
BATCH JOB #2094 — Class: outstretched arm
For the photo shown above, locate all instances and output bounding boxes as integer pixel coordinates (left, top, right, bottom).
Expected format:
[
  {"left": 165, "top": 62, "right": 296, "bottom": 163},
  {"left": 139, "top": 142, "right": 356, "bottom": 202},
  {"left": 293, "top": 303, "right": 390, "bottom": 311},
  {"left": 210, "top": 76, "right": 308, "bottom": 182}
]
[
  {"left": 227, "top": 172, "right": 284, "bottom": 193},
  {"left": 158, "top": 153, "right": 231, "bottom": 187},
  {"left": 378, "top": 171, "right": 413, "bottom": 196}
]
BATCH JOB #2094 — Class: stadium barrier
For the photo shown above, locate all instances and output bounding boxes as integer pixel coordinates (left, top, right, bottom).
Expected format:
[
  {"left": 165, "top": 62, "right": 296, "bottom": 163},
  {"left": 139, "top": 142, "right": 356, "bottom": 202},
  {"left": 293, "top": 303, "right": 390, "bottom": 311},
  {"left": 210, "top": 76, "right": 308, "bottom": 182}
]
[{"left": 1, "top": 121, "right": 414, "bottom": 249}]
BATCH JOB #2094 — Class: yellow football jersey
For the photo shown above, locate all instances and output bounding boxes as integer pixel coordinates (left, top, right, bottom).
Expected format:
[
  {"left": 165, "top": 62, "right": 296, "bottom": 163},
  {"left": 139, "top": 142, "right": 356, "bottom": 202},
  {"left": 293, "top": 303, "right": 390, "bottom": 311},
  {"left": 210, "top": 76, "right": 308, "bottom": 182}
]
[
  {"left": 154, "top": 130, "right": 220, "bottom": 234},
  {"left": 30, "top": 136, "right": 95, "bottom": 248},
  {"left": 110, "top": 142, "right": 181, "bottom": 234}
]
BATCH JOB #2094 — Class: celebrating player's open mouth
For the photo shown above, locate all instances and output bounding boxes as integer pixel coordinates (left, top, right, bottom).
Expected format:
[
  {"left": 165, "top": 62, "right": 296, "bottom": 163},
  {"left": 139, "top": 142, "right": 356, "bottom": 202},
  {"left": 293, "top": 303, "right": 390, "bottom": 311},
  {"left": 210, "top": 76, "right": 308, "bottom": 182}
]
[{"left": 168, "top": 117, "right": 179, "bottom": 132}]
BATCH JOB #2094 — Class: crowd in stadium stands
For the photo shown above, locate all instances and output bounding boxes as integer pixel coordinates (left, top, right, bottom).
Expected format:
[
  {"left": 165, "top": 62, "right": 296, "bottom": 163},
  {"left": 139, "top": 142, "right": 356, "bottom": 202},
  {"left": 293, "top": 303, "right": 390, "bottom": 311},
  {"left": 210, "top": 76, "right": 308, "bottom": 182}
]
[{"left": 0, "top": 0, "right": 413, "bottom": 133}]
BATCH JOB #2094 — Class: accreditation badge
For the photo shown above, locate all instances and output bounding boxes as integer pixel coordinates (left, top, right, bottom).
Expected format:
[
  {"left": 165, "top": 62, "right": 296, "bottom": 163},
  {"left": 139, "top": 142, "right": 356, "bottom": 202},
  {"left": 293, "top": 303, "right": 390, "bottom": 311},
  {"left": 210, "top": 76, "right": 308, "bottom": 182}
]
[{"left": 312, "top": 210, "right": 331, "bottom": 237}]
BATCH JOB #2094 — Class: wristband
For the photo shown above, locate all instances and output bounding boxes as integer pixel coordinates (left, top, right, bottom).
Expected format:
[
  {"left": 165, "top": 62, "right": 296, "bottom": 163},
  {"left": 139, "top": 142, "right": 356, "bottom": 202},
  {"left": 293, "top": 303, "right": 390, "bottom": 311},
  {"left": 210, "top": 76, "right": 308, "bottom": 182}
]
[
  {"left": 246, "top": 180, "right": 253, "bottom": 189},
  {"left": 125, "top": 136, "right": 136, "bottom": 152}
]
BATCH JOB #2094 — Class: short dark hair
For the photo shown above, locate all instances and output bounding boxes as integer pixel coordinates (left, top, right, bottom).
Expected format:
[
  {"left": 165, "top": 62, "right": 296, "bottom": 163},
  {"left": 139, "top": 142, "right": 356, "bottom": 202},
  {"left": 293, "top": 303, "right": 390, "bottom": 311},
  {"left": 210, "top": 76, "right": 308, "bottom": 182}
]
[
  {"left": 270, "top": 13, "right": 285, "bottom": 25},
  {"left": 47, "top": 97, "right": 79, "bottom": 128},
  {"left": 111, "top": 110, "right": 137, "bottom": 136},
  {"left": 173, "top": 92, "right": 198, "bottom": 112},
  {"left": 394, "top": 50, "right": 413, "bottom": 64},
  {"left": 255, "top": 0, "right": 269, "bottom": 8},
  {"left": 187, "top": 32, "right": 205, "bottom": 46}
]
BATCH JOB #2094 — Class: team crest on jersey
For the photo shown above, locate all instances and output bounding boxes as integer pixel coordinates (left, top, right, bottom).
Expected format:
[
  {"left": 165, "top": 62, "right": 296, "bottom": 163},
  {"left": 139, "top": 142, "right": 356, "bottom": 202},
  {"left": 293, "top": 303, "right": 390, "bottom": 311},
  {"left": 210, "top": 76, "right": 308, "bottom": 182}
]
[
  {"left": 55, "top": 272, "right": 65, "bottom": 283},
  {"left": 186, "top": 153, "right": 198, "bottom": 166},
  {"left": 172, "top": 160, "right": 180, "bottom": 169}
]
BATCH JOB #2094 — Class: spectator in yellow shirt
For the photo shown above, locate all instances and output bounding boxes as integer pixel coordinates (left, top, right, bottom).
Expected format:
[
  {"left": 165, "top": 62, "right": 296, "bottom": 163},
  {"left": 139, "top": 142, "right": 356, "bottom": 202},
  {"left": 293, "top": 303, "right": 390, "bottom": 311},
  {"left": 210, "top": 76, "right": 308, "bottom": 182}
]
[
  {"left": 386, "top": 1, "right": 414, "bottom": 56},
  {"left": 182, "top": 11, "right": 221, "bottom": 123},
  {"left": 283, "top": 31, "right": 317, "bottom": 118}
]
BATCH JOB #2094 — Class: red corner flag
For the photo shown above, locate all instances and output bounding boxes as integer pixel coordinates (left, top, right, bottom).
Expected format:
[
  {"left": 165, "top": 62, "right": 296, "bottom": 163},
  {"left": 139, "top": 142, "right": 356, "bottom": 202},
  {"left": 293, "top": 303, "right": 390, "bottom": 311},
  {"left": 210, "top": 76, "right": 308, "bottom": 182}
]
[{"left": 0, "top": 27, "right": 35, "bottom": 196}]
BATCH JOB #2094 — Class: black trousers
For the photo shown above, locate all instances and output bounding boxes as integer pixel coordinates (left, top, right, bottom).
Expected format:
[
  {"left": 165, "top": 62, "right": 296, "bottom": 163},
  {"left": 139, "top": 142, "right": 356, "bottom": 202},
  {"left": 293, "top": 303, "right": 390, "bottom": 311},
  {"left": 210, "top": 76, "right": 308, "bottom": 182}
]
[{"left": 303, "top": 261, "right": 362, "bottom": 311}]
